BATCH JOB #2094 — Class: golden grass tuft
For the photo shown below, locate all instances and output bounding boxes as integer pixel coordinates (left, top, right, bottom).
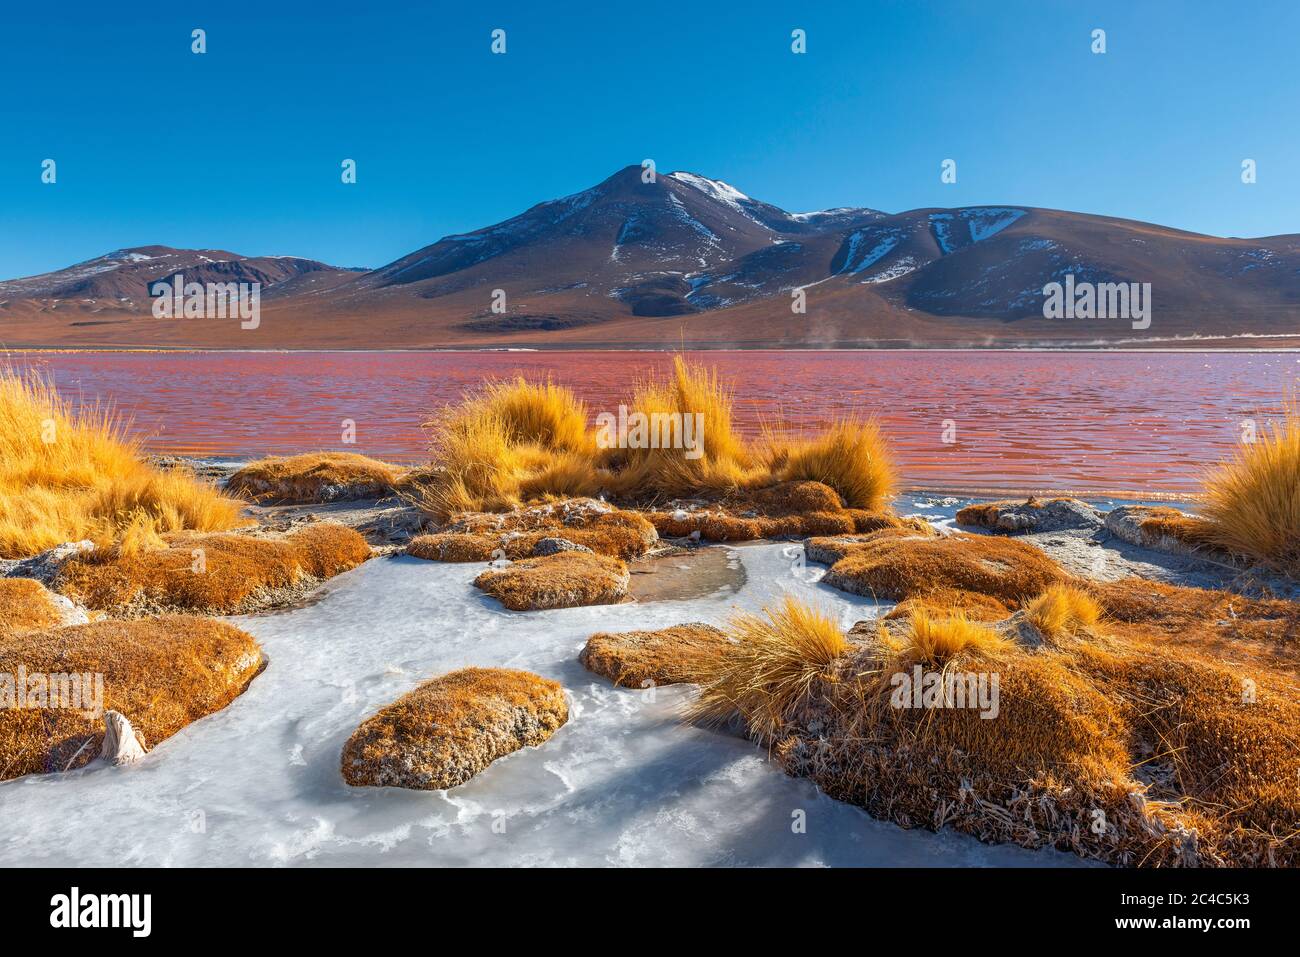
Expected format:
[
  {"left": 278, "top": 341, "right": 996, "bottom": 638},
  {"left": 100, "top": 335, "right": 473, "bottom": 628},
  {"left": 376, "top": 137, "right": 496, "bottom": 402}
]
[
  {"left": 226, "top": 452, "right": 407, "bottom": 503},
  {"left": 760, "top": 419, "right": 895, "bottom": 510},
  {"left": 0, "top": 371, "right": 246, "bottom": 559},
  {"left": 417, "top": 377, "right": 599, "bottom": 521},
  {"left": 1024, "top": 583, "right": 1102, "bottom": 639},
  {"left": 579, "top": 623, "right": 729, "bottom": 688},
  {"left": 341, "top": 667, "right": 568, "bottom": 790},
  {"left": 903, "top": 608, "right": 1010, "bottom": 663},
  {"left": 415, "top": 357, "right": 900, "bottom": 524},
  {"left": 54, "top": 522, "right": 371, "bottom": 615},
  {"left": 473, "top": 552, "right": 629, "bottom": 610},
  {"left": 690, "top": 595, "right": 848, "bottom": 741},
  {"left": 1199, "top": 408, "right": 1300, "bottom": 574},
  {"left": 691, "top": 577, "right": 1300, "bottom": 866},
  {"left": 600, "top": 356, "right": 757, "bottom": 497},
  {"left": 0, "top": 615, "right": 263, "bottom": 781}
]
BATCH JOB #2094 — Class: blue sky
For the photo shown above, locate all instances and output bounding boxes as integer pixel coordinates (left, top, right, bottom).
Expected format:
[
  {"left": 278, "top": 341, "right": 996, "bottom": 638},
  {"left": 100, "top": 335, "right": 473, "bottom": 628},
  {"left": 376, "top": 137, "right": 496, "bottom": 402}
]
[{"left": 1, "top": 0, "right": 1297, "bottom": 277}]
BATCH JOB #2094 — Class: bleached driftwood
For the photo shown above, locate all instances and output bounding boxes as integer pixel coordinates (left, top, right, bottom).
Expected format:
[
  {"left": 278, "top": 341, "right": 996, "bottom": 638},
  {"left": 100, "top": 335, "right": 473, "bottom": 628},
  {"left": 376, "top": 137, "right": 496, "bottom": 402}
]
[{"left": 99, "top": 711, "right": 147, "bottom": 766}]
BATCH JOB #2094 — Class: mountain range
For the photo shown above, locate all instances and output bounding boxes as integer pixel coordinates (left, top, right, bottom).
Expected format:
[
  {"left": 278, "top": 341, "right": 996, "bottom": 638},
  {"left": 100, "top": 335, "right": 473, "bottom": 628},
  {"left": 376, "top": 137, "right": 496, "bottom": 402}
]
[{"left": 3, "top": 165, "right": 1298, "bottom": 349}]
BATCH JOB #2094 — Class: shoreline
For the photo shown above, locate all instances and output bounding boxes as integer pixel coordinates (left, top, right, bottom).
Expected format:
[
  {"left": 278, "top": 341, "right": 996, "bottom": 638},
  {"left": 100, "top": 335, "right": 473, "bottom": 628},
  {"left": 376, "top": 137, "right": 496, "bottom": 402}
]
[{"left": 5, "top": 344, "right": 1300, "bottom": 355}]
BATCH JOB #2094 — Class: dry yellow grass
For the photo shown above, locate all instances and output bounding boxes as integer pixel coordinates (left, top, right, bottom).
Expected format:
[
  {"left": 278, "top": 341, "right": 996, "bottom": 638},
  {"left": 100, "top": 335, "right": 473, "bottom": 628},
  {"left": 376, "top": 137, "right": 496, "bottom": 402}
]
[
  {"left": 54, "top": 522, "right": 371, "bottom": 614},
  {"left": 1024, "top": 583, "right": 1102, "bottom": 639},
  {"left": 690, "top": 595, "right": 848, "bottom": 741},
  {"left": 0, "top": 578, "right": 67, "bottom": 637},
  {"left": 226, "top": 452, "right": 407, "bottom": 503},
  {"left": 904, "top": 608, "right": 1010, "bottom": 662},
  {"left": 417, "top": 377, "right": 599, "bottom": 521},
  {"left": 601, "top": 356, "right": 757, "bottom": 497},
  {"left": 882, "top": 587, "right": 1013, "bottom": 624},
  {"left": 415, "top": 357, "right": 900, "bottom": 526},
  {"left": 579, "top": 623, "right": 729, "bottom": 687},
  {"left": 760, "top": 419, "right": 895, "bottom": 510},
  {"left": 0, "top": 371, "right": 246, "bottom": 559},
  {"left": 341, "top": 667, "right": 568, "bottom": 790},
  {"left": 693, "top": 592, "right": 1300, "bottom": 866},
  {"left": 0, "top": 616, "right": 263, "bottom": 781},
  {"left": 1199, "top": 407, "right": 1300, "bottom": 574},
  {"left": 473, "top": 552, "right": 630, "bottom": 610}
]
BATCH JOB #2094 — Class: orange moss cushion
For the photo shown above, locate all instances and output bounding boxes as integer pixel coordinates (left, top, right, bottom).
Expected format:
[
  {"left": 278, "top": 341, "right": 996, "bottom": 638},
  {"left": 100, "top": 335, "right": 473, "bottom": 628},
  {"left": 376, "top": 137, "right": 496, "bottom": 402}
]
[
  {"left": 580, "top": 623, "right": 729, "bottom": 687},
  {"left": 0, "top": 616, "right": 263, "bottom": 781},
  {"left": 823, "top": 532, "right": 1068, "bottom": 604},
  {"left": 55, "top": 522, "right": 371, "bottom": 614},
  {"left": 0, "top": 578, "right": 67, "bottom": 636},
  {"left": 341, "top": 667, "right": 568, "bottom": 790},
  {"left": 226, "top": 452, "right": 406, "bottom": 503},
  {"left": 473, "top": 553, "right": 629, "bottom": 611}
]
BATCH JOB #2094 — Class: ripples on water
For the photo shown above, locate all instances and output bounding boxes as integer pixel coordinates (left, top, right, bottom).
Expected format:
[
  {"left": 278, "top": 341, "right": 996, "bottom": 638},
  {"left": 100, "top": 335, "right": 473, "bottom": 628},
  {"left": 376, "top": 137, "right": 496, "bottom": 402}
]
[{"left": 16, "top": 350, "right": 1300, "bottom": 496}]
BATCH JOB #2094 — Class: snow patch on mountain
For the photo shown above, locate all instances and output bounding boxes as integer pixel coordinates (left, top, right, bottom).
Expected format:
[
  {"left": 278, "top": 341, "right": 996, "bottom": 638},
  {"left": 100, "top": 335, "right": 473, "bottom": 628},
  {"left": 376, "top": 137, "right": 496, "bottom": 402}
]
[
  {"left": 839, "top": 229, "right": 902, "bottom": 275},
  {"left": 964, "top": 207, "right": 1026, "bottom": 242},
  {"left": 861, "top": 257, "right": 919, "bottom": 284},
  {"left": 930, "top": 208, "right": 1027, "bottom": 254}
]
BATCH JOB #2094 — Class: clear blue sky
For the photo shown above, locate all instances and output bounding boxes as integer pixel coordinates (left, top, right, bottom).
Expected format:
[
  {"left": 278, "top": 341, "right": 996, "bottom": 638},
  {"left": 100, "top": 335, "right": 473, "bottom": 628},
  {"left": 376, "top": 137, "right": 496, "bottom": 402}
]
[{"left": 2, "top": 0, "right": 1297, "bottom": 277}]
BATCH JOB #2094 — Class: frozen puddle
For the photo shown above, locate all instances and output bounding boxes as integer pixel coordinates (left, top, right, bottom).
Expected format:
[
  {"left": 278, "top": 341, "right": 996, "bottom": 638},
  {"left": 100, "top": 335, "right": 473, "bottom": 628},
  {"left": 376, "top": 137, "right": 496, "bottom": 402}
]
[{"left": 0, "top": 541, "right": 1087, "bottom": 867}]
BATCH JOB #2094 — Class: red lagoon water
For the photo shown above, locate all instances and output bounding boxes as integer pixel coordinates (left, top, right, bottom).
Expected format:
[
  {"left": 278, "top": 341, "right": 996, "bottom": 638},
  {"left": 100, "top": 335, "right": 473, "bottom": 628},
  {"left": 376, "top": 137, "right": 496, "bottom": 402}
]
[{"left": 12, "top": 350, "right": 1300, "bottom": 497}]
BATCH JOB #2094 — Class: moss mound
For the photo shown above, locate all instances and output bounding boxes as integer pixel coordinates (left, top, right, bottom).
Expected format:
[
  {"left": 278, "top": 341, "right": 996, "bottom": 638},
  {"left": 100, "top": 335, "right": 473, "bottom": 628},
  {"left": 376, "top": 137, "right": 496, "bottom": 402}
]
[
  {"left": 227, "top": 452, "right": 407, "bottom": 503},
  {"left": 341, "top": 667, "right": 568, "bottom": 790},
  {"left": 0, "top": 616, "right": 263, "bottom": 781},
  {"left": 821, "top": 532, "right": 1068, "bottom": 604},
  {"left": 474, "top": 552, "right": 629, "bottom": 611},
  {"left": 55, "top": 522, "right": 371, "bottom": 615},
  {"left": 580, "top": 623, "right": 729, "bottom": 687}
]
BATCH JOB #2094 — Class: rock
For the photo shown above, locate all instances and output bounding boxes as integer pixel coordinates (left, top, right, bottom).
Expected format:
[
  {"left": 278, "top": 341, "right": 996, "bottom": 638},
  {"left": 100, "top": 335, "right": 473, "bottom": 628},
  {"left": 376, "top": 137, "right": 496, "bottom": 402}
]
[
  {"left": 956, "top": 498, "right": 1103, "bottom": 534},
  {"left": 99, "top": 711, "right": 147, "bottom": 766},
  {"left": 531, "top": 537, "right": 593, "bottom": 557},
  {"left": 340, "top": 667, "right": 568, "bottom": 790},
  {"left": 580, "top": 623, "right": 729, "bottom": 687},
  {"left": 474, "top": 552, "right": 629, "bottom": 610},
  {"left": 1104, "top": 505, "right": 1215, "bottom": 557},
  {"left": 0, "top": 540, "right": 95, "bottom": 585}
]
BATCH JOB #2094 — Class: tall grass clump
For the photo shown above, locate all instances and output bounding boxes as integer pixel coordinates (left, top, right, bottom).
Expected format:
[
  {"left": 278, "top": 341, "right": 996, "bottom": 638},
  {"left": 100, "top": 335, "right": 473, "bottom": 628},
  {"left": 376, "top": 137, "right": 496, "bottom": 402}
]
[
  {"left": 1199, "top": 405, "right": 1300, "bottom": 574},
  {"left": 760, "top": 418, "right": 895, "bottom": 510},
  {"left": 690, "top": 594, "right": 848, "bottom": 741},
  {"left": 418, "top": 377, "right": 599, "bottom": 521},
  {"left": 603, "top": 356, "right": 758, "bottom": 497},
  {"left": 904, "top": 608, "right": 1009, "bottom": 663},
  {"left": 417, "top": 356, "right": 900, "bottom": 520},
  {"left": 0, "top": 371, "right": 246, "bottom": 558},
  {"left": 1024, "top": 583, "right": 1101, "bottom": 639}
]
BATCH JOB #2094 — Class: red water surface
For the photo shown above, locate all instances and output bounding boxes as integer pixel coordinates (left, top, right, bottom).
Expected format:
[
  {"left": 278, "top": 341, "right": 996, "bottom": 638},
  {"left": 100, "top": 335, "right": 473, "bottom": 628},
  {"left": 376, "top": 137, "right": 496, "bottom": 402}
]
[{"left": 12, "top": 350, "right": 1300, "bottom": 496}]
